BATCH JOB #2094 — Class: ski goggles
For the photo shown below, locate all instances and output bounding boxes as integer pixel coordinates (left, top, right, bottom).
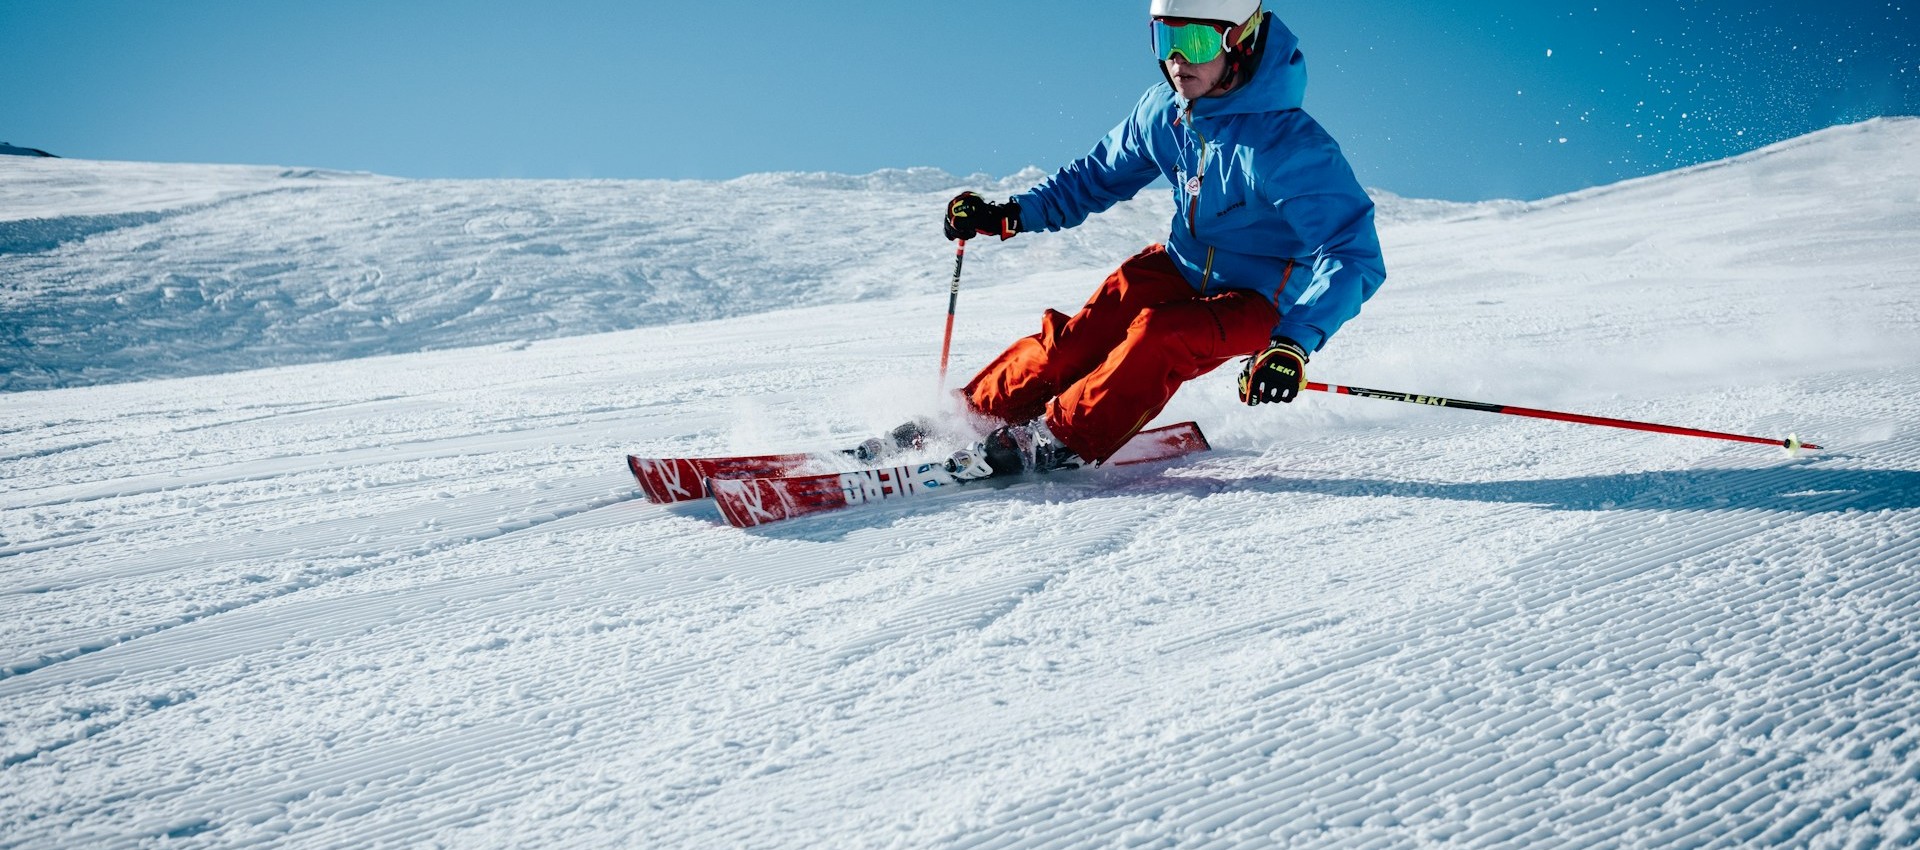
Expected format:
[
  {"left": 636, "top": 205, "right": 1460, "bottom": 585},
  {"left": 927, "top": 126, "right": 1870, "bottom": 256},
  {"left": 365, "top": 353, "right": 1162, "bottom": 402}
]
[{"left": 1151, "top": 19, "right": 1233, "bottom": 64}]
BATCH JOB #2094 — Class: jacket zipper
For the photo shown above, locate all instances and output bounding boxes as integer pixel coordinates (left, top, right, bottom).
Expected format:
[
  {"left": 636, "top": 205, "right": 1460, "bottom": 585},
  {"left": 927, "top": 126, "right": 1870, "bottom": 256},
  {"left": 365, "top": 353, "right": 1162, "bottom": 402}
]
[
  {"left": 1185, "top": 105, "right": 1206, "bottom": 239},
  {"left": 1184, "top": 105, "right": 1213, "bottom": 294}
]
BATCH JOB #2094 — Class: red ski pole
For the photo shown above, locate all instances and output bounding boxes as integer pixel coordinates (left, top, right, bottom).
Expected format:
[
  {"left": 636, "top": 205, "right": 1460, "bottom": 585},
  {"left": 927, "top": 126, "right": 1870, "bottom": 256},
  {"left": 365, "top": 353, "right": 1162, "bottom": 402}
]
[
  {"left": 938, "top": 239, "right": 966, "bottom": 389},
  {"left": 1306, "top": 382, "right": 1822, "bottom": 452}
]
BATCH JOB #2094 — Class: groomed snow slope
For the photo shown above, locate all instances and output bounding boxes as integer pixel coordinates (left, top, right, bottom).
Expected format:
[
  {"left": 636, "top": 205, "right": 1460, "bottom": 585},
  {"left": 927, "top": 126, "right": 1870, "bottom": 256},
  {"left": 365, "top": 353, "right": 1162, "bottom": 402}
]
[{"left": 3, "top": 118, "right": 1920, "bottom": 848}]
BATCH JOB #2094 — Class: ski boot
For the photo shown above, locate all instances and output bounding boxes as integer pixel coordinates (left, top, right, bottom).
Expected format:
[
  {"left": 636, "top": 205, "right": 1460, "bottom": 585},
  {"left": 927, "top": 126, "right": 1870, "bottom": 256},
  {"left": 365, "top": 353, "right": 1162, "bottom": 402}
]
[
  {"left": 944, "top": 420, "right": 1084, "bottom": 481},
  {"left": 855, "top": 419, "right": 933, "bottom": 463}
]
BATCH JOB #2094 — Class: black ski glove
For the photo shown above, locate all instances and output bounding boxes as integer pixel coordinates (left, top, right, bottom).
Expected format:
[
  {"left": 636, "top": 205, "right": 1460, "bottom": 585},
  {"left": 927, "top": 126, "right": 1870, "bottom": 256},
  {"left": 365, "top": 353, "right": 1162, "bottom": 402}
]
[
  {"left": 1238, "top": 337, "right": 1309, "bottom": 405},
  {"left": 944, "top": 192, "right": 1021, "bottom": 241}
]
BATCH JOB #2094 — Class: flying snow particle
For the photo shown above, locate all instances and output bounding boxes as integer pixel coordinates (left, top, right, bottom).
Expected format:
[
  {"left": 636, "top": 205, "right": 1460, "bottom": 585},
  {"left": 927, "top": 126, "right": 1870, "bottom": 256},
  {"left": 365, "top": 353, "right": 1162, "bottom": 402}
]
[{"left": 1547, "top": 48, "right": 1554, "bottom": 57}]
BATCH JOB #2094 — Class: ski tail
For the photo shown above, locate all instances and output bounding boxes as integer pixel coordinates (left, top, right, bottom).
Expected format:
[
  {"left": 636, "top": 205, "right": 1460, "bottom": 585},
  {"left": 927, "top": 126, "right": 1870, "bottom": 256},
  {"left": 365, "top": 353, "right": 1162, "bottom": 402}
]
[
  {"left": 1107, "top": 420, "right": 1209, "bottom": 464},
  {"left": 710, "top": 421, "right": 1210, "bottom": 529}
]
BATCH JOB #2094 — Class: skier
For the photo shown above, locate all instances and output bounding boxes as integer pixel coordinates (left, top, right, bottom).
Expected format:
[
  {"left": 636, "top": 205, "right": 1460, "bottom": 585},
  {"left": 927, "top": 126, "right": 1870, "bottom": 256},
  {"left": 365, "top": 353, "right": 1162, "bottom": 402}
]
[{"left": 940, "top": 0, "right": 1386, "bottom": 479}]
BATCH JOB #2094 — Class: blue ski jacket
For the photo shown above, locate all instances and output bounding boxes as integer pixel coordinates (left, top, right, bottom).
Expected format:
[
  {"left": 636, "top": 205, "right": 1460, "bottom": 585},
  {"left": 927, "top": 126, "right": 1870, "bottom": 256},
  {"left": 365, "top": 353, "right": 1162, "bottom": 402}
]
[{"left": 1011, "top": 14, "right": 1386, "bottom": 353}]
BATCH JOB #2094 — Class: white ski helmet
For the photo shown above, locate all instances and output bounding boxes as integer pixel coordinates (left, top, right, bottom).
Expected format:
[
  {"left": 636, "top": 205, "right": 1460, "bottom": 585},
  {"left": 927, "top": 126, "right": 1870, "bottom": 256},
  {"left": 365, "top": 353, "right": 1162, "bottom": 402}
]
[{"left": 1150, "top": 0, "right": 1260, "bottom": 26}]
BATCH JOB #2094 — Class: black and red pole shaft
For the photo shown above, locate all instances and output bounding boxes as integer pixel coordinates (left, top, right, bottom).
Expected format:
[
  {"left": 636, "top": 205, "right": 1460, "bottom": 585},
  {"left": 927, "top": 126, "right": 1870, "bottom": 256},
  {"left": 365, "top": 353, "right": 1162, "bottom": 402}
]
[
  {"left": 938, "top": 239, "right": 966, "bottom": 388},
  {"left": 1306, "top": 382, "right": 1822, "bottom": 452}
]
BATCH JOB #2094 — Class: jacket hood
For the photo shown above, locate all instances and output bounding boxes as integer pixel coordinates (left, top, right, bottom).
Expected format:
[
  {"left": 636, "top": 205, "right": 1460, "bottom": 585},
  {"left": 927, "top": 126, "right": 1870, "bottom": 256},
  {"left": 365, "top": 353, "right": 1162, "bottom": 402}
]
[{"left": 1180, "top": 13, "right": 1306, "bottom": 117}]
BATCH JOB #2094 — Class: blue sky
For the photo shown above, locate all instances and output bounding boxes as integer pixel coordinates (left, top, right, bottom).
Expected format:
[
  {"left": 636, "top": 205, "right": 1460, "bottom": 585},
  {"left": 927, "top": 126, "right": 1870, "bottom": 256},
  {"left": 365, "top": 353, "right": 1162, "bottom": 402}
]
[{"left": 3, "top": 1, "right": 1915, "bottom": 200}]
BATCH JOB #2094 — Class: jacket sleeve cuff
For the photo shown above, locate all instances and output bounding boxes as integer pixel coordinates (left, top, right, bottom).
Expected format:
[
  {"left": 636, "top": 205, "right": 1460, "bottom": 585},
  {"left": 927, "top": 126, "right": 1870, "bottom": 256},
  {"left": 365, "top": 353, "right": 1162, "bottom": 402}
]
[
  {"left": 1272, "top": 323, "right": 1325, "bottom": 354},
  {"left": 1008, "top": 190, "right": 1047, "bottom": 232}
]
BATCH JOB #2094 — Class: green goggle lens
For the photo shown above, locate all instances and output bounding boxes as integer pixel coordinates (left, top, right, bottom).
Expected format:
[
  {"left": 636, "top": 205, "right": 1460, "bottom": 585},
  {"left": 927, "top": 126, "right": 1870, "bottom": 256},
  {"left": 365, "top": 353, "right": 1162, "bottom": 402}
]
[{"left": 1151, "top": 20, "right": 1227, "bottom": 64}]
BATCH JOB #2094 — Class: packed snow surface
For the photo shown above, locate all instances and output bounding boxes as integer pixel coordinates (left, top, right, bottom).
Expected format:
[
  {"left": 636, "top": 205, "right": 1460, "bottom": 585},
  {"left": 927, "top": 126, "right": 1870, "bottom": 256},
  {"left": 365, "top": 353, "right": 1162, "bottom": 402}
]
[{"left": 4, "top": 118, "right": 1920, "bottom": 847}]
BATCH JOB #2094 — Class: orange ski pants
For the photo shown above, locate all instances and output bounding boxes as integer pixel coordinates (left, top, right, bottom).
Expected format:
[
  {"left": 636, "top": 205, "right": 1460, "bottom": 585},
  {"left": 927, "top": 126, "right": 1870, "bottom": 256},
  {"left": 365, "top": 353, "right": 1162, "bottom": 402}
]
[{"left": 962, "top": 244, "right": 1281, "bottom": 463}]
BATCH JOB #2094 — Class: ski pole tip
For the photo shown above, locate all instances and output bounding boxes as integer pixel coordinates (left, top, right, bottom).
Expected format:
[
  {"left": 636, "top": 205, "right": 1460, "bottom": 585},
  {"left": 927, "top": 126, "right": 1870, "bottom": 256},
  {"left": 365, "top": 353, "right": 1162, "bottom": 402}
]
[{"left": 1784, "top": 434, "right": 1824, "bottom": 455}]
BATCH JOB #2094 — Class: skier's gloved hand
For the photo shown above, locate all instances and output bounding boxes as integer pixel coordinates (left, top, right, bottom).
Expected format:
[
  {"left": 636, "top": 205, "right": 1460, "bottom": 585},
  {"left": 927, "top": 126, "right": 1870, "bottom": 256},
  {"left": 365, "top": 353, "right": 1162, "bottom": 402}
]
[
  {"left": 944, "top": 192, "right": 1021, "bottom": 241},
  {"left": 1238, "top": 337, "right": 1309, "bottom": 405}
]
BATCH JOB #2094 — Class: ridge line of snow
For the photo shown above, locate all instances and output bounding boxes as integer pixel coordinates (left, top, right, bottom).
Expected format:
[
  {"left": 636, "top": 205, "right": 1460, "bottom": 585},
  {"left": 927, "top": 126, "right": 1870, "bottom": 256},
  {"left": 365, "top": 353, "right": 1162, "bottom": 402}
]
[{"left": 1495, "top": 116, "right": 1920, "bottom": 214}]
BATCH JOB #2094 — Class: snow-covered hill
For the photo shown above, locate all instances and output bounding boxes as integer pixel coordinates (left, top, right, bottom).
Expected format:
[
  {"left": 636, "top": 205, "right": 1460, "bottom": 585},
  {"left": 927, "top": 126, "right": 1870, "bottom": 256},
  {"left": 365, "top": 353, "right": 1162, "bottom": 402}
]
[
  {"left": 0, "top": 156, "right": 1481, "bottom": 393},
  {"left": 3, "top": 118, "right": 1919, "bottom": 848}
]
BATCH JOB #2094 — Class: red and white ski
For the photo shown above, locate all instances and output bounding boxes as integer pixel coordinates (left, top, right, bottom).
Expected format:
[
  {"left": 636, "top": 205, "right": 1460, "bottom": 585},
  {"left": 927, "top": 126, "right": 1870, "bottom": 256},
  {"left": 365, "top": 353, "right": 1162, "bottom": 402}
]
[
  {"left": 627, "top": 451, "right": 824, "bottom": 504},
  {"left": 708, "top": 422, "right": 1210, "bottom": 528},
  {"left": 628, "top": 431, "right": 929, "bottom": 504}
]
